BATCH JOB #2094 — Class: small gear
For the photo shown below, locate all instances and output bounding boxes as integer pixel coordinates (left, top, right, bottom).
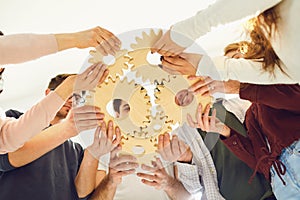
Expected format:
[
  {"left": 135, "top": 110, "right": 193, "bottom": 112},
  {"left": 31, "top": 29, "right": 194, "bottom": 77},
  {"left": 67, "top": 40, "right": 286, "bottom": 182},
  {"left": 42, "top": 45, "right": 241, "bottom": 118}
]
[
  {"left": 128, "top": 29, "right": 171, "bottom": 83},
  {"left": 89, "top": 49, "right": 130, "bottom": 82}
]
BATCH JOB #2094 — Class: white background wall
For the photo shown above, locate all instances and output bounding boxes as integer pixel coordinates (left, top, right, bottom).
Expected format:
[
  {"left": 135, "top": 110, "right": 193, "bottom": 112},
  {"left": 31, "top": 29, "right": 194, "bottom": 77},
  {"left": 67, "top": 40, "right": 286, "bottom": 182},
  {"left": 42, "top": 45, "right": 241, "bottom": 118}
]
[{"left": 0, "top": 0, "right": 247, "bottom": 112}]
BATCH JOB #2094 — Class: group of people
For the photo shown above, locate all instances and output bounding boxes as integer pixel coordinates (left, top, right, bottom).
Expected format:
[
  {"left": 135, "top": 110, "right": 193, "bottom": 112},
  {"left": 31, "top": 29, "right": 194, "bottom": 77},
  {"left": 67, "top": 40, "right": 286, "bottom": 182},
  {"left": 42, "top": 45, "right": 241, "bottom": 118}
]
[{"left": 1, "top": 0, "right": 299, "bottom": 199}]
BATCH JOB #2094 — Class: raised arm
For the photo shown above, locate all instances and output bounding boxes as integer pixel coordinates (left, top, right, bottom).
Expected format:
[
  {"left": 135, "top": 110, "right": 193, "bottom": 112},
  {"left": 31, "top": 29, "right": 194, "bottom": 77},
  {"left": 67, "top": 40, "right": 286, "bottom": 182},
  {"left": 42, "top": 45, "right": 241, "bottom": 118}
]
[
  {"left": 7, "top": 105, "right": 103, "bottom": 168},
  {"left": 75, "top": 121, "right": 121, "bottom": 198},
  {"left": 0, "top": 26, "right": 121, "bottom": 65},
  {"left": 0, "top": 62, "right": 108, "bottom": 154}
]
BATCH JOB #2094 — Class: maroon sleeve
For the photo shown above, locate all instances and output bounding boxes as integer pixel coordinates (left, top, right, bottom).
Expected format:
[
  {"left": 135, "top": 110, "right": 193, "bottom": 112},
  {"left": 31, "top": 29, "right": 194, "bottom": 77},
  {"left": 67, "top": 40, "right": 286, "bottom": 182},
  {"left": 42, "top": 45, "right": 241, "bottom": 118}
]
[
  {"left": 239, "top": 83, "right": 300, "bottom": 112},
  {"left": 221, "top": 129, "right": 258, "bottom": 170}
]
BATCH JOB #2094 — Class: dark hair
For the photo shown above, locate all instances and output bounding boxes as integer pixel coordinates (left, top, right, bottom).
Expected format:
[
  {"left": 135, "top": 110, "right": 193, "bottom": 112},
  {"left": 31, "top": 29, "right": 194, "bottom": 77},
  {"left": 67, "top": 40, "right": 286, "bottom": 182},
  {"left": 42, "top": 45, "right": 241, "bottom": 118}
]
[
  {"left": 48, "top": 73, "right": 76, "bottom": 90},
  {"left": 113, "top": 99, "right": 122, "bottom": 113},
  {"left": 0, "top": 31, "right": 3, "bottom": 36}
]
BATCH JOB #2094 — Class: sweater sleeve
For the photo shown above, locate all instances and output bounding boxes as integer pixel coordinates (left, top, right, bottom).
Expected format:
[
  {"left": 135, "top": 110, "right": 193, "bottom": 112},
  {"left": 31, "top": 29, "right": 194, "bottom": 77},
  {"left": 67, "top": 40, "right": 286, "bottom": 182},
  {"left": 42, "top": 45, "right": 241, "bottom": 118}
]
[
  {"left": 170, "top": 0, "right": 282, "bottom": 47},
  {"left": 196, "top": 56, "right": 297, "bottom": 84},
  {"left": 0, "top": 91, "right": 64, "bottom": 154},
  {"left": 239, "top": 83, "right": 300, "bottom": 111},
  {"left": 0, "top": 34, "right": 58, "bottom": 65}
]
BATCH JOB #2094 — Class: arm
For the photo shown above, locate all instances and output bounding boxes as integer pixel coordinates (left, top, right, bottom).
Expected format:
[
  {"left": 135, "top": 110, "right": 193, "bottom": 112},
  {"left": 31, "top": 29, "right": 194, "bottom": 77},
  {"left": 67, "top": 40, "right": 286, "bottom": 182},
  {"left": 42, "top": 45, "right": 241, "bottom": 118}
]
[
  {"left": 137, "top": 158, "right": 192, "bottom": 200},
  {"left": 239, "top": 83, "right": 300, "bottom": 111},
  {"left": 198, "top": 56, "right": 296, "bottom": 84},
  {"left": 89, "top": 146, "right": 138, "bottom": 200},
  {"left": 0, "top": 27, "right": 120, "bottom": 65},
  {"left": 188, "top": 103, "right": 258, "bottom": 170},
  {"left": 75, "top": 121, "right": 121, "bottom": 198},
  {"left": 0, "top": 62, "right": 107, "bottom": 154},
  {"left": 7, "top": 105, "right": 103, "bottom": 167},
  {"left": 171, "top": 0, "right": 282, "bottom": 47}
]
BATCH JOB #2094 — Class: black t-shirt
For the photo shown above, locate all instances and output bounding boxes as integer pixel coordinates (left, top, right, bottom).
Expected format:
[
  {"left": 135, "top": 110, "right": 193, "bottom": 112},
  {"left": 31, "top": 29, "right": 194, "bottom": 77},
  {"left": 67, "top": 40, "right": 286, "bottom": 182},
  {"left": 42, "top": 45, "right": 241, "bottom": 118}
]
[{"left": 0, "top": 110, "right": 86, "bottom": 200}]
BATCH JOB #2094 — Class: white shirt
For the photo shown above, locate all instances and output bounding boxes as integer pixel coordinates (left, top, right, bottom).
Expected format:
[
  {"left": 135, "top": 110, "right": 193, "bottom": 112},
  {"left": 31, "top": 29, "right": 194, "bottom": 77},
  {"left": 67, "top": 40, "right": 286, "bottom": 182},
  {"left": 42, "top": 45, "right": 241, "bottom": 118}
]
[
  {"left": 171, "top": 0, "right": 300, "bottom": 84},
  {"left": 98, "top": 154, "right": 171, "bottom": 200}
]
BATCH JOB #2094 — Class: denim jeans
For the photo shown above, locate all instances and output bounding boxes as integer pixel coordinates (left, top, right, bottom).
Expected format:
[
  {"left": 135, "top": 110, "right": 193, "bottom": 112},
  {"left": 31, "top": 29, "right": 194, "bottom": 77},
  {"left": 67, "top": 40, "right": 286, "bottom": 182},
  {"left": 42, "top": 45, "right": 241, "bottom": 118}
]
[{"left": 271, "top": 139, "right": 300, "bottom": 200}]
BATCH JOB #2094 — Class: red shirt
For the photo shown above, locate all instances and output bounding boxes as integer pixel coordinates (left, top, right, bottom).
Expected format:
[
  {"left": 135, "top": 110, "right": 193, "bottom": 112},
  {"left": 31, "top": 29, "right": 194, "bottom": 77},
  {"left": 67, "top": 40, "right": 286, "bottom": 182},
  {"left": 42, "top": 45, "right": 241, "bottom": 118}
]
[{"left": 222, "top": 83, "right": 300, "bottom": 182}]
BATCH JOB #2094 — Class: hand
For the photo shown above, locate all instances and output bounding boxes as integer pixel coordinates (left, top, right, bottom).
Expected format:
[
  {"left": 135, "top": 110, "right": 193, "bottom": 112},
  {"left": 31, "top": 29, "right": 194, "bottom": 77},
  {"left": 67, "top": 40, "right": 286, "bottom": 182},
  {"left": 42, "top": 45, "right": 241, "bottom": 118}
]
[
  {"left": 63, "top": 105, "right": 104, "bottom": 137},
  {"left": 187, "top": 103, "right": 231, "bottom": 137},
  {"left": 160, "top": 53, "right": 202, "bottom": 75},
  {"left": 87, "top": 120, "right": 121, "bottom": 159},
  {"left": 151, "top": 30, "right": 185, "bottom": 57},
  {"left": 107, "top": 146, "right": 139, "bottom": 186},
  {"left": 73, "top": 26, "right": 121, "bottom": 55},
  {"left": 188, "top": 76, "right": 240, "bottom": 96},
  {"left": 157, "top": 133, "right": 192, "bottom": 163},
  {"left": 73, "top": 62, "right": 109, "bottom": 92},
  {"left": 137, "top": 157, "right": 177, "bottom": 191}
]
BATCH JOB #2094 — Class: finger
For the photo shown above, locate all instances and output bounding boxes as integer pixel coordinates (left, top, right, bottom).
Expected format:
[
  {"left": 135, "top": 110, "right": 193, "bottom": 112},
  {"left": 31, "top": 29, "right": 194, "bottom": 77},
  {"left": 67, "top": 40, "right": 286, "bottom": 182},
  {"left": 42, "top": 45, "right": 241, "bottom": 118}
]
[
  {"left": 115, "top": 169, "right": 136, "bottom": 177},
  {"left": 137, "top": 173, "right": 159, "bottom": 182},
  {"left": 141, "top": 164, "right": 156, "bottom": 173},
  {"left": 100, "top": 121, "right": 107, "bottom": 136},
  {"left": 157, "top": 134, "right": 164, "bottom": 151},
  {"left": 98, "top": 69, "right": 109, "bottom": 85},
  {"left": 171, "top": 135, "right": 180, "bottom": 158},
  {"left": 112, "top": 126, "right": 121, "bottom": 147},
  {"left": 196, "top": 104, "right": 204, "bottom": 130},
  {"left": 107, "top": 120, "right": 114, "bottom": 141},
  {"left": 163, "top": 133, "right": 170, "bottom": 148},
  {"left": 93, "top": 126, "right": 101, "bottom": 142},
  {"left": 112, "top": 162, "right": 139, "bottom": 171},
  {"left": 187, "top": 114, "right": 197, "bottom": 128},
  {"left": 203, "top": 104, "right": 211, "bottom": 131},
  {"left": 140, "top": 178, "right": 159, "bottom": 188},
  {"left": 80, "top": 63, "right": 98, "bottom": 78},
  {"left": 88, "top": 63, "right": 106, "bottom": 86},
  {"left": 155, "top": 157, "right": 164, "bottom": 169},
  {"left": 211, "top": 109, "right": 217, "bottom": 128},
  {"left": 98, "top": 28, "right": 121, "bottom": 53},
  {"left": 96, "top": 44, "right": 108, "bottom": 56},
  {"left": 110, "top": 145, "right": 121, "bottom": 159},
  {"left": 74, "top": 112, "right": 104, "bottom": 122}
]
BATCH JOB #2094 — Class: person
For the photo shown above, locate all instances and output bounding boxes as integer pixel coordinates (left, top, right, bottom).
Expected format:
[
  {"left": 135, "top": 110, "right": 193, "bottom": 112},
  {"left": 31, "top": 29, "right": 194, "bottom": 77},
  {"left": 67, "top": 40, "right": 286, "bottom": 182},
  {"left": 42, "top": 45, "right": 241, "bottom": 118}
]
[
  {"left": 0, "top": 63, "right": 108, "bottom": 154},
  {"left": 112, "top": 99, "right": 130, "bottom": 119},
  {"left": 90, "top": 139, "right": 192, "bottom": 200},
  {"left": 174, "top": 89, "right": 194, "bottom": 107},
  {"left": 0, "top": 26, "right": 118, "bottom": 153},
  {"left": 151, "top": 42, "right": 276, "bottom": 199},
  {"left": 152, "top": 0, "right": 300, "bottom": 84},
  {"left": 189, "top": 82, "right": 300, "bottom": 199},
  {"left": 0, "top": 73, "right": 121, "bottom": 200}
]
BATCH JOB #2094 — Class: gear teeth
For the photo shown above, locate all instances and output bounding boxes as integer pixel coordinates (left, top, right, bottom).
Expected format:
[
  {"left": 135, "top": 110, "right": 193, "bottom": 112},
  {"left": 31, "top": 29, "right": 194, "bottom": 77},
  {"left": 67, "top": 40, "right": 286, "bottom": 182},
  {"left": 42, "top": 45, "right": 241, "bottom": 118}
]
[{"left": 89, "top": 49, "right": 129, "bottom": 82}]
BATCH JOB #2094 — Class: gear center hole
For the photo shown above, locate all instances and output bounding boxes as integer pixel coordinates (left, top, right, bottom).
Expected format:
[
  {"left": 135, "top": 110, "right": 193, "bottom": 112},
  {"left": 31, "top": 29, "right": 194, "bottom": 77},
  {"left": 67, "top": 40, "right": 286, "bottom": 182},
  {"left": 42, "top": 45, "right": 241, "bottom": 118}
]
[
  {"left": 147, "top": 52, "right": 161, "bottom": 65},
  {"left": 103, "top": 55, "right": 116, "bottom": 65}
]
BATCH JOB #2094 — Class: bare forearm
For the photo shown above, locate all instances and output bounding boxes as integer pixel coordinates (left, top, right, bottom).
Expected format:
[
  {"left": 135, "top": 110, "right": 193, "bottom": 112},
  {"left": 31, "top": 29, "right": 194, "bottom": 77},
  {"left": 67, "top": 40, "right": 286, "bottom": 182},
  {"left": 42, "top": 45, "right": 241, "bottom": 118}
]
[
  {"left": 54, "top": 33, "right": 78, "bottom": 51},
  {"left": 165, "top": 178, "right": 192, "bottom": 200},
  {"left": 89, "top": 175, "right": 118, "bottom": 200},
  {"left": 75, "top": 150, "right": 98, "bottom": 198},
  {"left": 8, "top": 123, "right": 73, "bottom": 167}
]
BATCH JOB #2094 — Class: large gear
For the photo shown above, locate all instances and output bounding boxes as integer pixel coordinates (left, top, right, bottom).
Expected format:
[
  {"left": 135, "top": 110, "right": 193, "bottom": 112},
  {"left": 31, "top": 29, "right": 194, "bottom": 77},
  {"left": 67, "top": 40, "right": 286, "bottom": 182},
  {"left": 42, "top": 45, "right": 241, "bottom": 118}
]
[
  {"left": 154, "top": 75, "right": 212, "bottom": 126},
  {"left": 89, "top": 48, "right": 130, "bottom": 82},
  {"left": 84, "top": 29, "right": 212, "bottom": 164}
]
